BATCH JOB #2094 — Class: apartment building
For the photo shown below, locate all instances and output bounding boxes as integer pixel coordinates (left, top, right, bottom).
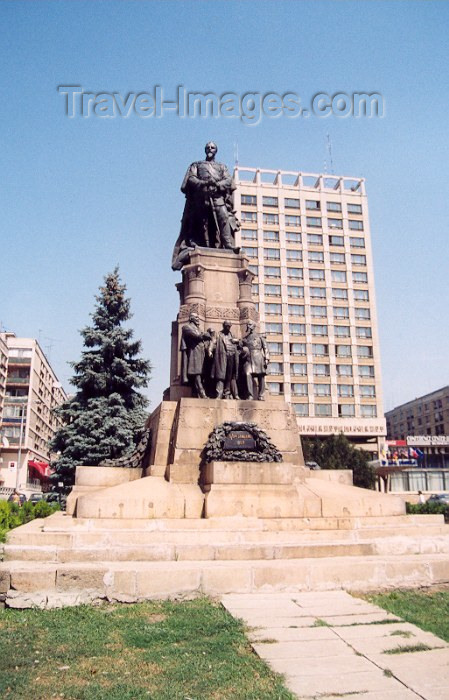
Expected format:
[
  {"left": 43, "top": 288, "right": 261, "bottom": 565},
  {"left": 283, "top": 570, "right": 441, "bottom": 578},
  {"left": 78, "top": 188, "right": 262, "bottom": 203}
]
[
  {"left": 234, "top": 166, "right": 385, "bottom": 454},
  {"left": 0, "top": 333, "right": 67, "bottom": 493},
  {"left": 386, "top": 386, "right": 449, "bottom": 441}
]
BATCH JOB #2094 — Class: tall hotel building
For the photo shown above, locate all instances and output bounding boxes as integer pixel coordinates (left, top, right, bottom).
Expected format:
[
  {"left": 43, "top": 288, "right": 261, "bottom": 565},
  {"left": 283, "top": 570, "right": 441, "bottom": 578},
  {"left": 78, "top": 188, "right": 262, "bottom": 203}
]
[{"left": 233, "top": 166, "right": 386, "bottom": 455}]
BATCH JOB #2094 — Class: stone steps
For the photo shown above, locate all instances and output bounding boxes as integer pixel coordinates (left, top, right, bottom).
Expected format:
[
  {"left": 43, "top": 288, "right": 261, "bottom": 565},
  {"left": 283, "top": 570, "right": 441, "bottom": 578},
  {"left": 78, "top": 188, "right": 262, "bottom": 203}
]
[{"left": 2, "top": 553, "right": 449, "bottom": 609}]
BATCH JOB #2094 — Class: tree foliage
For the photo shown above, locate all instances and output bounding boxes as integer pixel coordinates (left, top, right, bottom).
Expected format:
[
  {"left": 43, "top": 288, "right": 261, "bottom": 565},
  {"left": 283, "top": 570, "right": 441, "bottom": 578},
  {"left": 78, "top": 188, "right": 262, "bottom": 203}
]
[
  {"left": 50, "top": 268, "right": 151, "bottom": 486},
  {"left": 302, "top": 433, "right": 376, "bottom": 489}
]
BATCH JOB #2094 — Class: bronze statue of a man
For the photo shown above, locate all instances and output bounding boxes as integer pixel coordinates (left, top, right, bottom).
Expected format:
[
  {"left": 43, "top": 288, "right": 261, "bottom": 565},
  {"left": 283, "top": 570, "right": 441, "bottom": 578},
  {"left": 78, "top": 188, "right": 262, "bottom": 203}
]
[
  {"left": 172, "top": 142, "right": 240, "bottom": 270},
  {"left": 240, "top": 320, "right": 270, "bottom": 401},
  {"left": 180, "top": 311, "right": 210, "bottom": 398},
  {"left": 210, "top": 321, "right": 240, "bottom": 399}
]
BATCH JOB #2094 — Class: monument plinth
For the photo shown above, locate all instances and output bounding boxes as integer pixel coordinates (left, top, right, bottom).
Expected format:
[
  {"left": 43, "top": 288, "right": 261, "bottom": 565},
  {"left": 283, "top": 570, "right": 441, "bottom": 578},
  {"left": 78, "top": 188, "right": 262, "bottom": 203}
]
[{"left": 169, "top": 248, "right": 256, "bottom": 400}]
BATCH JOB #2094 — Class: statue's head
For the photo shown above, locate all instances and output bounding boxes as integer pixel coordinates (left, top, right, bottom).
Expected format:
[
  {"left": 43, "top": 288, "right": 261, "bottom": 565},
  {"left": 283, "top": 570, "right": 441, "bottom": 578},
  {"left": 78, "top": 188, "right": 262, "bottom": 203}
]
[
  {"left": 205, "top": 141, "right": 217, "bottom": 159},
  {"left": 189, "top": 311, "right": 200, "bottom": 326},
  {"left": 222, "top": 320, "right": 232, "bottom": 332},
  {"left": 246, "top": 320, "right": 256, "bottom": 332}
]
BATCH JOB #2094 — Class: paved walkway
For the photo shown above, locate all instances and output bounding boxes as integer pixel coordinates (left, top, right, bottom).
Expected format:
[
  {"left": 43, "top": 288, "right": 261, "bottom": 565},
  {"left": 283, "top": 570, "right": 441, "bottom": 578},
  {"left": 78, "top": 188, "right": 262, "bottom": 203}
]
[{"left": 222, "top": 591, "right": 449, "bottom": 700}]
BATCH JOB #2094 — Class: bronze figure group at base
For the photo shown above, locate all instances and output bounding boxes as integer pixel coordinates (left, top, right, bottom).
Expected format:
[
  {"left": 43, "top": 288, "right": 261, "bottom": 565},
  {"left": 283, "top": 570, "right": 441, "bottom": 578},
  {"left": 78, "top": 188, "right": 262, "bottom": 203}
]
[{"left": 181, "top": 313, "right": 270, "bottom": 401}]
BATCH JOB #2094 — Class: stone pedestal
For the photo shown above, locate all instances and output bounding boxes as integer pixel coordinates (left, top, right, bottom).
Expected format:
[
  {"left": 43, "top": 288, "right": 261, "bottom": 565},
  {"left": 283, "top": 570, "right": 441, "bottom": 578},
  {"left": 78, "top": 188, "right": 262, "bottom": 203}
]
[{"left": 169, "top": 248, "right": 257, "bottom": 400}]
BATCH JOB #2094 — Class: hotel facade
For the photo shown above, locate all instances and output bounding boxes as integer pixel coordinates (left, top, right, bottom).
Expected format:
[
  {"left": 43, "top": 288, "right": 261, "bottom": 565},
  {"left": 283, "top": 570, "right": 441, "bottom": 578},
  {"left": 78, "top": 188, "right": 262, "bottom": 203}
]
[{"left": 233, "top": 166, "right": 385, "bottom": 455}]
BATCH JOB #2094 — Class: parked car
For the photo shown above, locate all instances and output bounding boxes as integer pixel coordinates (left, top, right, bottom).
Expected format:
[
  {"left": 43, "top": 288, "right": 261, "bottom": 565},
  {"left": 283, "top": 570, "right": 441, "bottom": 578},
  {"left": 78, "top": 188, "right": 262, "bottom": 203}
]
[
  {"left": 29, "top": 492, "right": 44, "bottom": 504},
  {"left": 7, "top": 491, "right": 27, "bottom": 505},
  {"left": 427, "top": 493, "right": 449, "bottom": 505}
]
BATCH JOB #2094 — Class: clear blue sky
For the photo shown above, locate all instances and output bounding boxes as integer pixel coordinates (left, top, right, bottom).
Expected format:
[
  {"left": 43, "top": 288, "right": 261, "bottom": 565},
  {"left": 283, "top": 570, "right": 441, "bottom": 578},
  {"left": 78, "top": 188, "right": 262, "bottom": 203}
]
[{"left": 1, "top": 0, "right": 448, "bottom": 411}]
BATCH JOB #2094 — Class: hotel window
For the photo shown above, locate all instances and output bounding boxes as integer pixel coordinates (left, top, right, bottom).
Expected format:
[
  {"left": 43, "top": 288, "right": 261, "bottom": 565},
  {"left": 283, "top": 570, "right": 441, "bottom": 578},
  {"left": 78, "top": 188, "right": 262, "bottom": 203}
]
[
  {"left": 314, "top": 384, "right": 331, "bottom": 397},
  {"left": 264, "top": 248, "right": 280, "bottom": 260},
  {"left": 336, "top": 344, "right": 351, "bottom": 358},
  {"left": 242, "top": 247, "right": 257, "bottom": 258},
  {"left": 265, "top": 303, "right": 282, "bottom": 315},
  {"left": 263, "top": 212, "right": 279, "bottom": 225},
  {"left": 307, "top": 233, "right": 323, "bottom": 245},
  {"left": 309, "top": 269, "right": 325, "bottom": 281},
  {"left": 332, "top": 288, "right": 348, "bottom": 300},
  {"left": 312, "top": 343, "right": 328, "bottom": 356},
  {"left": 353, "top": 271, "right": 368, "bottom": 283},
  {"left": 265, "top": 284, "right": 281, "bottom": 296},
  {"left": 313, "top": 364, "right": 330, "bottom": 377},
  {"left": 241, "top": 194, "right": 256, "bottom": 206},
  {"left": 294, "top": 403, "right": 309, "bottom": 416},
  {"left": 355, "top": 307, "right": 370, "bottom": 320},
  {"left": 290, "top": 342, "right": 306, "bottom": 355},
  {"left": 307, "top": 216, "right": 322, "bottom": 228},
  {"left": 287, "top": 268, "right": 303, "bottom": 280},
  {"left": 252, "top": 283, "right": 259, "bottom": 295},
  {"left": 338, "top": 384, "right": 354, "bottom": 398},
  {"left": 286, "top": 249, "right": 303, "bottom": 262},
  {"left": 315, "top": 403, "right": 332, "bottom": 416},
  {"left": 289, "top": 323, "right": 306, "bottom": 335},
  {"left": 334, "top": 326, "right": 350, "bottom": 338},
  {"left": 266, "top": 322, "right": 282, "bottom": 334},
  {"left": 264, "top": 230, "right": 279, "bottom": 242},
  {"left": 360, "top": 385, "right": 376, "bottom": 397},
  {"left": 311, "top": 306, "right": 327, "bottom": 318},
  {"left": 285, "top": 198, "right": 300, "bottom": 209},
  {"left": 241, "top": 211, "right": 257, "bottom": 223},
  {"left": 286, "top": 231, "right": 301, "bottom": 243},
  {"left": 291, "top": 383, "right": 308, "bottom": 396},
  {"left": 288, "top": 285, "right": 304, "bottom": 298},
  {"left": 267, "top": 341, "right": 282, "bottom": 354},
  {"left": 312, "top": 324, "right": 327, "bottom": 336},
  {"left": 339, "top": 404, "right": 355, "bottom": 417},
  {"left": 337, "top": 364, "right": 353, "bottom": 377},
  {"left": 330, "top": 252, "right": 345, "bottom": 265},
  {"left": 268, "top": 382, "right": 283, "bottom": 395},
  {"left": 241, "top": 229, "right": 257, "bottom": 241},
  {"left": 310, "top": 287, "right": 326, "bottom": 299},
  {"left": 351, "top": 254, "right": 366, "bottom": 265},
  {"left": 354, "top": 289, "right": 369, "bottom": 301},
  {"left": 291, "top": 363, "right": 307, "bottom": 376},
  {"left": 331, "top": 270, "right": 347, "bottom": 283},
  {"left": 327, "top": 202, "right": 342, "bottom": 212},
  {"left": 349, "top": 219, "right": 364, "bottom": 231},
  {"left": 328, "top": 218, "right": 343, "bottom": 229},
  {"left": 361, "top": 405, "right": 377, "bottom": 417},
  {"left": 265, "top": 266, "right": 281, "bottom": 278},
  {"left": 308, "top": 251, "right": 324, "bottom": 264},
  {"left": 350, "top": 237, "right": 365, "bottom": 248},
  {"left": 347, "top": 203, "right": 362, "bottom": 214},
  {"left": 268, "top": 361, "right": 283, "bottom": 375},
  {"left": 333, "top": 306, "right": 349, "bottom": 319},
  {"left": 306, "top": 200, "right": 321, "bottom": 210},
  {"left": 359, "top": 365, "right": 375, "bottom": 378},
  {"left": 356, "top": 326, "right": 372, "bottom": 339},
  {"left": 285, "top": 215, "right": 301, "bottom": 227},
  {"left": 288, "top": 304, "right": 305, "bottom": 316},
  {"left": 329, "top": 235, "right": 344, "bottom": 246},
  {"left": 263, "top": 196, "right": 278, "bottom": 207}
]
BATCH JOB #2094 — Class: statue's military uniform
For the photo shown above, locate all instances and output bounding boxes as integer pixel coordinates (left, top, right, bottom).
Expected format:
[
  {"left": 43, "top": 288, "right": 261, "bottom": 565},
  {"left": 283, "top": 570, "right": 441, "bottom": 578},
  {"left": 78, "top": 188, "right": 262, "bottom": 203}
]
[{"left": 242, "top": 332, "right": 268, "bottom": 375}]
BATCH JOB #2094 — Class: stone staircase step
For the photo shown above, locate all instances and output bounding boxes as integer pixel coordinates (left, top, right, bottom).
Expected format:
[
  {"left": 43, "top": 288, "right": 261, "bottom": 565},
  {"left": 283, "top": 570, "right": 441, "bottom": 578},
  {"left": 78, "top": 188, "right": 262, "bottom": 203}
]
[{"left": 2, "top": 553, "right": 449, "bottom": 609}]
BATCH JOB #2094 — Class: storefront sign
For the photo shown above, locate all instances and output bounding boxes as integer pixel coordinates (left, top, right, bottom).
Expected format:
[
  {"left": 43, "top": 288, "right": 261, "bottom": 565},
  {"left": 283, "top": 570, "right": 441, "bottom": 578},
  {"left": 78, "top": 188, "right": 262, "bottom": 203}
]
[{"left": 407, "top": 435, "right": 449, "bottom": 447}]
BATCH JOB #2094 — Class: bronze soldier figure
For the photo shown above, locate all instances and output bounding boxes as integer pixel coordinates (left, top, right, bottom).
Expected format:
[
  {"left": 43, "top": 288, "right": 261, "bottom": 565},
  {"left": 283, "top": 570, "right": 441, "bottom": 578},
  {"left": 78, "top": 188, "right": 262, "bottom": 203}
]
[
  {"left": 210, "top": 321, "right": 240, "bottom": 399},
  {"left": 240, "top": 320, "right": 270, "bottom": 401},
  {"left": 180, "top": 311, "right": 210, "bottom": 398}
]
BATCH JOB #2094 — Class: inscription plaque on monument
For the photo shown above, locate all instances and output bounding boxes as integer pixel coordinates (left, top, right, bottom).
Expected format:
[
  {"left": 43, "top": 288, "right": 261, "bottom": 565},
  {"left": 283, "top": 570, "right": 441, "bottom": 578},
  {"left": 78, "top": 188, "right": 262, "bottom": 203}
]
[{"left": 223, "top": 430, "right": 256, "bottom": 450}]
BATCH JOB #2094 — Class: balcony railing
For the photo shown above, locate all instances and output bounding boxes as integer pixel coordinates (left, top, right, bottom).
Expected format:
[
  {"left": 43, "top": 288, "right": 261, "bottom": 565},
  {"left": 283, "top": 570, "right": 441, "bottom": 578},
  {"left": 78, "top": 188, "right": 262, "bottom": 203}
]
[
  {"left": 6, "top": 377, "right": 29, "bottom": 384},
  {"left": 7, "top": 357, "right": 31, "bottom": 365}
]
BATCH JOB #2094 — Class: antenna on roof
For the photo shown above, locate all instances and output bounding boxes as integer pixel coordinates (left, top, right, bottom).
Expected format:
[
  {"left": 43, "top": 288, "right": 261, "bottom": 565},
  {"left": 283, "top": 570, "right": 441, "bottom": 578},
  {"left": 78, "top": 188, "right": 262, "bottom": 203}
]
[
  {"left": 234, "top": 139, "right": 239, "bottom": 167},
  {"left": 327, "top": 133, "right": 334, "bottom": 175}
]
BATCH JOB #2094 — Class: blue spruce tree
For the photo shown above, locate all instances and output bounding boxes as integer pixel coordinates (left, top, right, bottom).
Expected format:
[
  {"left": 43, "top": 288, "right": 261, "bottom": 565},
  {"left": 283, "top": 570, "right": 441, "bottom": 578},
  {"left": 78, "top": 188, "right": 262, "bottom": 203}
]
[{"left": 51, "top": 267, "right": 151, "bottom": 485}]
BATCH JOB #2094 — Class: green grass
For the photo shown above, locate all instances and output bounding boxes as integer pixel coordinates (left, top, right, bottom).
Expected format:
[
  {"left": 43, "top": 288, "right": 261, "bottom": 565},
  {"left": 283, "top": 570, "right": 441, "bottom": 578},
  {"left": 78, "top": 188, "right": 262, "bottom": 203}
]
[
  {"left": 0, "top": 598, "right": 296, "bottom": 700},
  {"left": 362, "top": 589, "right": 449, "bottom": 642},
  {"left": 383, "top": 643, "right": 438, "bottom": 654}
]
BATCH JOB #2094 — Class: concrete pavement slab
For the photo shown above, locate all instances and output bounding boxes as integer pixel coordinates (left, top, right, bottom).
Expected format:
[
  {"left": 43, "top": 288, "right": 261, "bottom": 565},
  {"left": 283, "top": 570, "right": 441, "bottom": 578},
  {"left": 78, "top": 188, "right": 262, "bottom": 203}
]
[
  {"left": 338, "top": 628, "right": 449, "bottom": 655},
  {"left": 240, "top": 615, "right": 319, "bottom": 628},
  {"left": 252, "top": 639, "right": 353, "bottom": 659},
  {"left": 262, "top": 652, "right": 375, "bottom": 676},
  {"left": 286, "top": 670, "right": 409, "bottom": 696},
  {"left": 318, "top": 611, "right": 400, "bottom": 625},
  {"left": 321, "top": 691, "right": 420, "bottom": 700},
  {"left": 248, "top": 626, "right": 338, "bottom": 642},
  {"left": 330, "top": 621, "right": 427, "bottom": 639}
]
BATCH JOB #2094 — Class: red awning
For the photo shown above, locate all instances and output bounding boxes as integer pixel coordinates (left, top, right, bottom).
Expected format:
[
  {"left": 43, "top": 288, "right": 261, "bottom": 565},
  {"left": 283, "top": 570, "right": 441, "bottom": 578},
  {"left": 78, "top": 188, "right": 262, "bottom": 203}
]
[{"left": 28, "top": 460, "right": 50, "bottom": 479}]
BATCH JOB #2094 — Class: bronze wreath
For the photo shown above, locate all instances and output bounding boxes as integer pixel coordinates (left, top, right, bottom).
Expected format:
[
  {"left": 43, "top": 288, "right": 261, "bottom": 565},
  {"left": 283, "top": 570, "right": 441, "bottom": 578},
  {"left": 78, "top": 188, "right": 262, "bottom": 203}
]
[{"left": 203, "top": 421, "right": 282, "bottom": 463}]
